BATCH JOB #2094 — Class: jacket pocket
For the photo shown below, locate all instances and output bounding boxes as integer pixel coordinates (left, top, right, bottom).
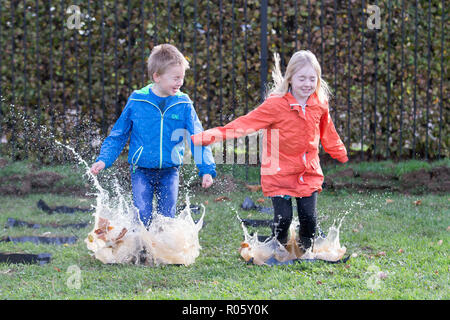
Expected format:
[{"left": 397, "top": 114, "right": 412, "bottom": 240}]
[
  {"left": 131, "top": 146, "right": 144, "bottom": 166},
  {"left": 308, "top": 158, "right": 323, "bottom": 176}
]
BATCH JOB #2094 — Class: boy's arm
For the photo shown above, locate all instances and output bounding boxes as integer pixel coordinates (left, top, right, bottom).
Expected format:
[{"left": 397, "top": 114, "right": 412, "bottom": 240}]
[
  {"left": 96, "top": 99, "right": 133, "bottom": 169},
  {"left": 185, "top": 105, "right": 217, "bottom": 178},
  {"left": 319, "top": 107, "right": 348, "bottom": 163},
  {"left": 191, "top": 98, "right": 278, "bottom": 146}
]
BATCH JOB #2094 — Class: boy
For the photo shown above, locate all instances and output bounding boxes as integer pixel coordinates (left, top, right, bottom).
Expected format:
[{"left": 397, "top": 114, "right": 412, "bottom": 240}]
[{"left": 90, "top": 44, "right": 216, "bottom": 228}]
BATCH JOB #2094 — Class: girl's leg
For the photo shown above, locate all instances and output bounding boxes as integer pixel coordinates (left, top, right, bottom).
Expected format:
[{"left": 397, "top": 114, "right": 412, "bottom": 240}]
[
  {"left": 295, "top": 191, "right": 318, "bottom": 250},
  {"left": 131, "top": 167, "right": 155, "bottom": 228},
  {"left": 155, "top": 167, "right": 179, "bottom": 218},
  {"left": 271, "top": 196, "right": 293, "bottom": 245}
]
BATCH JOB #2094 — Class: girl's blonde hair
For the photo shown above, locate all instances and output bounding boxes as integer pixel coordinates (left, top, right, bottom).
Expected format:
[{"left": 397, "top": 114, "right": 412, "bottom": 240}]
[{"left": 267, "top": 50, "right": 332, "bottom": 104}]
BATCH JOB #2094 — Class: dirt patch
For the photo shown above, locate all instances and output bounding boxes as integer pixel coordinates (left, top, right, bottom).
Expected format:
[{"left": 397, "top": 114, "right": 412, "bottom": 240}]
[
  {"left": 325, "top": 166, "right": 450, "bottom": 194},
  {"left": 0, "top": 171, "right": 89, "bottom": 196},
  {"left": 359, "top": 171, "right": 396, "bottom": 180},
  {"left": 1, "top": 157, "right": 448, "bottom": 196},
  {"left": 0, "top": 158, "right": 8, "bottom": 169},
  {"left": 428, "top": 166, "right": 450, "bottom": 193},
  {"left": 183, "top": 174, "right": 240, "bottom": 195}
]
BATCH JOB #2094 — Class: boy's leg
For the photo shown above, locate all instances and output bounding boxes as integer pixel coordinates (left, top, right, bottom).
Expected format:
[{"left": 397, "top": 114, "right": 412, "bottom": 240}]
[
  {"left": 295, "top": 191, "right": 318, "bottom": 250},
  {"left": 131, "top": 167, "right": 155, "bottom": 228},
  {"left": 271, "top": 196, "right": 293, "bottom": 245},
  {"left": 155, "top": 167, "right": 179, "bottom": 218}
]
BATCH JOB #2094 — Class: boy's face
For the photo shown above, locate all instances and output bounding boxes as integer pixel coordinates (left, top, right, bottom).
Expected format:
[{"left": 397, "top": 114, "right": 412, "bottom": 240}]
[
  {"left": 153, "top": 64, "right": 185, "bottom": 97},
  {"left": 290, "top": 63, "right": 317, "bottom": 101}
]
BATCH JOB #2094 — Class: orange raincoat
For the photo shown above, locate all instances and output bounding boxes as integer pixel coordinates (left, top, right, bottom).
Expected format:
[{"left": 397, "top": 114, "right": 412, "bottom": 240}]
[{"left": 191, "top": 92, "right": 348, "bottom": 197}]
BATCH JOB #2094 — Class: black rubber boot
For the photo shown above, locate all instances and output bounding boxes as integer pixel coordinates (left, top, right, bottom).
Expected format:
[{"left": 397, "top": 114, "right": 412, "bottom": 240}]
[
  {"left": 298, "top": 236, "right": 313, "bottom": 251},
  {"left": 296, "top": 192, "right": 318, "bottom": 251},
  {"left": 271, "top": 196, "right": 293, "bottom": 246}
]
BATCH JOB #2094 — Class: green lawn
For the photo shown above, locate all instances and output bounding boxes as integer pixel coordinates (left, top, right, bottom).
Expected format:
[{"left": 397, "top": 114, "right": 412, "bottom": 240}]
[{"left": 0, "top": 184, "right": 448, "bottom": 299}]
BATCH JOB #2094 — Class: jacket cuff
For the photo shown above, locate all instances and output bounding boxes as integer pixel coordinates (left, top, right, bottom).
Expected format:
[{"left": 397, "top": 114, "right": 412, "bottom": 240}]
[
  {"left": 199, "top": 168, "right": 217, "bottom": 179},
  {"left": 336, "top": 155, "right": 349, "bottom": 163},
  {"left": 191, "top": 133, "right": 206, "bottom": 146},
  {"left": 191, "top": 130, "right": 220, "bottom": 146},
  {"left": 96, "top": 157, "right": 111, "bottom": 169}
]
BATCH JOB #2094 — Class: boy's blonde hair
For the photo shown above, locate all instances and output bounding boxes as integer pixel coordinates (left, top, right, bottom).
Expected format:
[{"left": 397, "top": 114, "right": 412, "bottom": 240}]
[
  {"left": 267, "top": 50, "right": 332, "bottom": 104},
  {"left": 147, "top": 44, "right": 190, "bottom": 80}
]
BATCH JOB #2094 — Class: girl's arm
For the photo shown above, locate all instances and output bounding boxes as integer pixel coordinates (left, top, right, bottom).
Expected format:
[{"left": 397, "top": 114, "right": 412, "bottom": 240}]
[
  {"left": 185, "top": 104, "right": 217, "bottom": 178},
  {"left": 319, "top": 107, "right": 348, "bottom": 163},
  {"left": 191, "top": 98, "right": 278, "bottom": 146}
]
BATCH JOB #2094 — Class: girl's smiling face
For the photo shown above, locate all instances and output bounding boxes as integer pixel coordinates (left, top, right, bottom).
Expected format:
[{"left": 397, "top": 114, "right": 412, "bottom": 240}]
[{"left": 290, "top": 63, "right": 317, "bottom": 102}]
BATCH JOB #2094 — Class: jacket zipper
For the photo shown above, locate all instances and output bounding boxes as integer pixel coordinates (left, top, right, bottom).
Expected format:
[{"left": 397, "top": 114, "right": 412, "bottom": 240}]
[
  {"left": 301, "top": 103, "right": 307, "bottom": 182},
  {"left": 130, "top": 99, "right": 186, "bottom": 168}
]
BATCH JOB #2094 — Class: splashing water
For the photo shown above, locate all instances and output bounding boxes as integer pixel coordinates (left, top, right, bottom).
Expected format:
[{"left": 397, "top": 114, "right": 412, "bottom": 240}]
[
  {"left": 142, "top": 196, "right": 205, "bottom": 266},
  {"left": 239, "top": 216, "right": 347, "bottom": 265},
  {"left": 56, "top": 141, "right": 206, "bottom": 266}
]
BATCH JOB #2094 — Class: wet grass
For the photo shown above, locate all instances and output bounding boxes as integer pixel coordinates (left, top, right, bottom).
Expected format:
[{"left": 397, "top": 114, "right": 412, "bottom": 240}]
[{"left": 0, "top": 185, "right": 448, "bottom": 300}]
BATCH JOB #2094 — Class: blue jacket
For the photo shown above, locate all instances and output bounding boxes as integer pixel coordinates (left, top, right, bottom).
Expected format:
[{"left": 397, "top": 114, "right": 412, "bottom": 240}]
[{"left": 96, "top": 84, "right": 217, "bottom": 178}]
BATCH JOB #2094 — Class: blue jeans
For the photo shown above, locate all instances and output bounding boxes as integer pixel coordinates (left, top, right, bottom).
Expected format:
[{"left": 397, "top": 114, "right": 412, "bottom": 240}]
[{"left": 130, "top": 166, "right": 179, "bottom": 228}]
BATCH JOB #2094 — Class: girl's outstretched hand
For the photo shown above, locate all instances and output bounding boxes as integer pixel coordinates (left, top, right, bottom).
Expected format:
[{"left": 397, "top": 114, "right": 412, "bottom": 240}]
[
  {"left": 202, "top": 174, "right": 214, "bottom": 189},
  {"left": 90, "top": 161, "right": 105, "bottom": 175},
  {"left": 191, "top": 128, "right": 223, "bottom": 146}
]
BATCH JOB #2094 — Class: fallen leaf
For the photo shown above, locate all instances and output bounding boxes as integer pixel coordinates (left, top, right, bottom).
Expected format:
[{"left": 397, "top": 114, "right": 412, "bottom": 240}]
[
  {"left": 240, "top": 242, "right": 250, "bottom": 248},
  {"left": 214, "top": 196, "right": 231, "bottom": 202},
  {"left": 413, "top": 200, "right": 422, "bottom": 206},
  {"left": 245, "top": 184, "right": 262, "bottom": 192},
  {"left": 434, "top": 271, "right": 439, "bottom": 275},
  {"left": 54, "top": 267, "right": 61, "bottom": 272},
  {"left": 352, "top": 228, "right": 359, "bottom": 233},
  {"left": 386, "top": 199, "right": 394, "bottom": 204},
  {"left": 94, "top": 228, "right": 107, "bottom": 241},
  {"left": 256, "top": 198, "right": 265, "bottom": 203},
  {"left": 344, "top": 264, "right": 351, "bottom": 269},
  {"left": 316, "top": 280, "right": 323, "bottom": 285},
  {"left": 0, "top": 269, "right": 13, "bottom": 274},
  {"left": 114, "top": 228, "right": 128, "bottom": 242},
  {"left": 98, "top": 217, "right": 110, "bottom": 231},
  {"left": 376, "top": 251, "right": 386, "bottom": 257}
]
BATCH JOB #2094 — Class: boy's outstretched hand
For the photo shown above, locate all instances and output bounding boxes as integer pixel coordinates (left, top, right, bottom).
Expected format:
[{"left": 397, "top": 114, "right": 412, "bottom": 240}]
[
  {"left": 202, "top": 174, "right": 213, "bottom": 189},
  {"left": 90, "top": 161, "right": 105, "bottom": 175}
]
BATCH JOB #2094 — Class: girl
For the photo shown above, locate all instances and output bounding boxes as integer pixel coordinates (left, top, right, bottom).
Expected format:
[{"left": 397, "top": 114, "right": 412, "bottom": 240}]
[{"left": 191, "top": 50, "right": 348, "bottom": 251}]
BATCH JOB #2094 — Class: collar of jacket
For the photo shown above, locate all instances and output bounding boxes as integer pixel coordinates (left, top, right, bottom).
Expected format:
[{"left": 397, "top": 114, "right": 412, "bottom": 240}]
[
  {"left": 284, "top": 91, "right": 322, "bottom": 109},
  {"left": 133, "top": 83, "right": 192, "bottom": 105}
]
